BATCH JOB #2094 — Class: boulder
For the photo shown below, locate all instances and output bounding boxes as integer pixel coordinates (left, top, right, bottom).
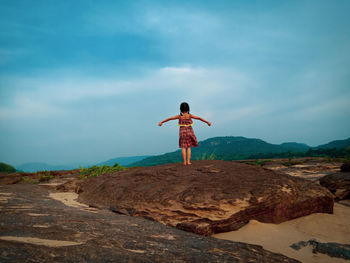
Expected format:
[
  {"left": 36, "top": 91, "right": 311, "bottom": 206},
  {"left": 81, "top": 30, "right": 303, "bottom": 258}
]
[
  {"left": 319, "top": 172, "right": 350, "bottom": 200},
  {"left": 341, "top": 161, "right": 350, "bottom": 172},
  {"left": 77, "top": 160, "right": 334, "bottom": 235}
]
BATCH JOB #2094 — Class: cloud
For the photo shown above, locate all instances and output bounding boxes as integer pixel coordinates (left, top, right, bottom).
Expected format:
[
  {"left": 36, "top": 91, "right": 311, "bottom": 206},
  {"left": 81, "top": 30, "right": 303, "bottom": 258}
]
[
  {"left": 0, "top": 65, "right": 252, "bottom": 120},
  {"left": 1, "top": 0, "right": 350, "bottom": 165}
]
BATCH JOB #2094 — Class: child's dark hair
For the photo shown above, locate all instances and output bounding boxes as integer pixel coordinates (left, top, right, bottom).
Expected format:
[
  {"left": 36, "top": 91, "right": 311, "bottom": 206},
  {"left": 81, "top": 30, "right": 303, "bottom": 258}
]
[{"left": 180, "top": 102, "right": 190, "bottom": 115}]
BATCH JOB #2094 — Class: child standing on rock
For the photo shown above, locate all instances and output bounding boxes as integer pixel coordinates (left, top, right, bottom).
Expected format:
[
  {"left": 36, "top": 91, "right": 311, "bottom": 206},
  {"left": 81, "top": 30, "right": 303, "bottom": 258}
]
[{"left": 158, "top": 102, "right": 211, "bottom": 165}]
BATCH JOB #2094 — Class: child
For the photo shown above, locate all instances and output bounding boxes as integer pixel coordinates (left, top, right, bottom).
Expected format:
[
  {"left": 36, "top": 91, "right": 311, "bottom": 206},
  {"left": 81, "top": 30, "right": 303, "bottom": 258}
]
[{"left": 158, "top": 102, "right": 211, "bottom": 165}]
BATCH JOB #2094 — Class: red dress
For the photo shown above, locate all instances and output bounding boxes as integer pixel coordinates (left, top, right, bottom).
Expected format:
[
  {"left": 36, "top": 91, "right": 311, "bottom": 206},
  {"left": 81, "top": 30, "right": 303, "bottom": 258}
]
[{"left": 179, "top": 117, "right": 199, "bottom": 148}]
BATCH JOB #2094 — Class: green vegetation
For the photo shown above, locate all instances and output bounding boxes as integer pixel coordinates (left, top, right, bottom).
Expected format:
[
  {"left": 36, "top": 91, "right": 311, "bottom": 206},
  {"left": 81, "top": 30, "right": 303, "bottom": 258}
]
[
  {"left": 282, "top": 158, "right": 305, "bottom": 167},
  {"left": 0, "top": 162, "right": 16, "bottom": 173},
  {"left": 19, "top": 171, "right": 56, "bottom": 184},
  {"left": 246, "top": 159, "right": 273, "bottom": 166},
  {"left": 304, "top": 148, "right": 350, "bottom": 158},
  {"left": 36, "top": 171, "right": 55, "bottom": 182},
  {"left": 79, "top": 163, "right": 126, "bottom": 178},
  {"left": 130, "top": 136, "right": 350, "bottom": 167},
  {"left": 20, "top": 177, "right": 39, "bottom": 184}
]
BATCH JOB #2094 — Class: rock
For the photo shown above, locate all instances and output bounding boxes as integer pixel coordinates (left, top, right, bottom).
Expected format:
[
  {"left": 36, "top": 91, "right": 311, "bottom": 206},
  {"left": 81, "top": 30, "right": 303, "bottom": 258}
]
[
  {"left": 319, "top": 172, "right": 350, "bottom": 200},
  {"left": 0, "top": 170, "right": 80, "bottom": 186},
  {"left": 341, "top": 161, "right": 350, "bottom": 172},
  {"left": 290, "top": 239, "right": 350, "bottom": 260},
  {"left": 0, "top": 184, "right": 300, "bottom": 263},
  {"left": 0, "top": 172, "right": 22, "bottom": 185},
  {"left": 55, "top": 178, "right": 83, "bottom": 192},
  {"left": 77, "top": 160, "right": 334, "bottom": 236}
]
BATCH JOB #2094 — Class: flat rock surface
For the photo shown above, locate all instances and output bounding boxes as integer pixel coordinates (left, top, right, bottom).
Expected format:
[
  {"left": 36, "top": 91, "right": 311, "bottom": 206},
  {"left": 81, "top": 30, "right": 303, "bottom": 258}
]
[
  {"left": 77, "top": 160, "right": 334, "bottom": 236},
  {"left": 260, "top": 158, "right": 342, "bottom": 181},
  {"left": 0, "top": 184, "right": 300, "bottom": 263}
]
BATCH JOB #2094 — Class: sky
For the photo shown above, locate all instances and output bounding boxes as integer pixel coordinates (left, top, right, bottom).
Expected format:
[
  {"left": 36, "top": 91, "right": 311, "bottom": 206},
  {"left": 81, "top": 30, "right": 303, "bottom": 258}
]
[{"left": 1, "top": 0, "right": 350, "bottom": 166}]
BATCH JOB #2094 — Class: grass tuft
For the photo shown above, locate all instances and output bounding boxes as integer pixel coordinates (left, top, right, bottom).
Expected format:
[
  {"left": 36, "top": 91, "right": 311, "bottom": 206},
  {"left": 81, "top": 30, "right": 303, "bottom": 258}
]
[{"left": 79, "top": 163, "right": 126, "bottom": 179}]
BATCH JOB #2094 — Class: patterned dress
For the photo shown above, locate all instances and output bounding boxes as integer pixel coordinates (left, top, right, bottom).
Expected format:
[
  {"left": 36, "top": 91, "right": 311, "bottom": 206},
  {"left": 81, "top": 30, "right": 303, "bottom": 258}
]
[{"left": 179, "top": 117, "right": 199, "bottom": 148}]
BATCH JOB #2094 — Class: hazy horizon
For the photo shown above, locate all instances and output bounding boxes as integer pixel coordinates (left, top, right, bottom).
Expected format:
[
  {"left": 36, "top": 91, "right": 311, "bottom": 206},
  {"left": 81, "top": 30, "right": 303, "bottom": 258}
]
[
  {"left": 1, "top": 1, "right": 350, "bottom": 166},
  {"left": 7, "top": 135, "right": 350, "bottom": 167}
]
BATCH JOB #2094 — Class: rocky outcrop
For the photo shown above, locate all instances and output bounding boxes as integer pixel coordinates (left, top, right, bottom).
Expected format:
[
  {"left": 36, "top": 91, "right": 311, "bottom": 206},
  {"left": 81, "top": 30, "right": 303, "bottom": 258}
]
[
  {"left": 0, "top": 172, "right": 22, "bottom": 185},
  {"left": 290, "top": 239, "right": 350, "bottom": 260},
  {"left": 341, "top": 161, "right": 350, "bottom": 172},
  {"left": 0, "top": 170, "right": 80, "bottom": 186},
  {"left": 320, "top": 172, "right": 350, "bottom": 200},
  {"left": 0, "top": 184, "right": 300, "bottom": 263},
  {"left": 77, "top": 160, "right": 334, "bottom": 235}
]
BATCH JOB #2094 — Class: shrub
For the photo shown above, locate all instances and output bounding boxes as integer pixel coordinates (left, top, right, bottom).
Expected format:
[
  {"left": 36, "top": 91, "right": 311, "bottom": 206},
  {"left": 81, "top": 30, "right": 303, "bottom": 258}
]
[
  {"left": 20, "top": 177, "right": 39, "bottom": 184},
  {"left": 283, "top": 158, "right": 304, "bottom": 166},
  {"left": 0, "top": 162, "right": 16, "bottom": 173},
  {"left": 246, "top": 159, "right": 272, "bottom": 166},
  {"left": 79, "top": 163, "right": 126, "bottom": 179},
  {"left": 36, "top": 171, "right": 55, "bottom": 182}
]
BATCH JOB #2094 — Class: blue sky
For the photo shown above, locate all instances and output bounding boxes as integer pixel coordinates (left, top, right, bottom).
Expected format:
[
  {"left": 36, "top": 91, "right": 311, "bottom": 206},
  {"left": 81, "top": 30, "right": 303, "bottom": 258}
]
[{"left": 1, "top": 0, "right": 350, "bottom": 166}]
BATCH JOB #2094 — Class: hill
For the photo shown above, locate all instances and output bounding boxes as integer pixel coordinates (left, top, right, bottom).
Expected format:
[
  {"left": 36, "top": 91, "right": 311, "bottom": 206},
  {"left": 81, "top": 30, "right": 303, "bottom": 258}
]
[
  {"left": 0, "top": 162, "right": 16, "bottom": 173},
  {"left": 15, "top": 162, "right": 79, "bottom": 173},
  {"left": 15, "top": 155, "right": 151, "bottom": 173},
  {"left": 280, "top": 142, "right": 310, "bottom": 152},
  {"left": 96, "top": 155, "right": 150, "bottom": 167},
  {"left": 315, "top": 138, "right": 350, "bottom": 149},
  {"left": 130, "top": 136, "right": 310, "bottom": 166},
  {"left": 130, "top": 136, "right": 349, "bottom": 167}
]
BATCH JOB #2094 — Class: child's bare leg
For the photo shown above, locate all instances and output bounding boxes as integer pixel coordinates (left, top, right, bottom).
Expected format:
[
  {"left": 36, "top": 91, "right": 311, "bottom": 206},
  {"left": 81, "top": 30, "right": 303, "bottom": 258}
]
[
  {"left": 181, "top": 148, "right": 187, "bottom": 165},
  {"left": 187, "top": 148, "right": 192, "bottom": 165}
]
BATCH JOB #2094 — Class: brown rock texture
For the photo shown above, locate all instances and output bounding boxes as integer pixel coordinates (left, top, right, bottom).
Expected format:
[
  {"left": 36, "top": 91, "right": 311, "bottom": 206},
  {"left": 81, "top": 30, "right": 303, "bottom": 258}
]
[
  {"left": 77, "top": 160, "right": 334, "bottom": 235},
  {"left": 0, "top": 172, "right": 22, "bottom": 185},
  {"left": 0, "top": 184, "right": 300, "bottom": 263},
  {"left": 320, "top": 172, "right": 350, "bottom": 200},
  {"left": 0, "top": 170, "right": 80, "bottom": 186},
  {"left": 341, "top": 161, "right": 350, "bottom": 172}
]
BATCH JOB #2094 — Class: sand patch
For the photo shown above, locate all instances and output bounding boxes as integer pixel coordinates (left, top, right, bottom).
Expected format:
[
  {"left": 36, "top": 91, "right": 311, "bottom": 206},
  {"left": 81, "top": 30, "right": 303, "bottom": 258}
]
[
  {"left": 49, "top": 192, "right": 99, "bottom": 213},
  {"left": 33, "top": 224, "right": 50, "bottom": 228},
  {"left": 125, "top": 249, "right": 145, "bottom": 254},
  {"left": 151, "top": 234, "right": 176, "bottom": 240},
  {"left": 281, "top": 185, "right": 292, "bottom": 193},
  {"left": 49, "top": 192, "right": 88, "bottom": 208},
  {"left": 27, "top": 213, "right": 50, "bottom": 217},
  {"left": 0, "top": 236, "right": 84, "bottom": 247},
  {"left": 0, "top": 198, "right": 8, "bottom": 203},
  {"left": 39, "top": 183, "right": 62, "bottom": 186},
  {"left": 0, "top": 192, "right": 12, "bottom": 203},
  {"left": 213, "top": 202, "right": 350, "bottom": 263}
]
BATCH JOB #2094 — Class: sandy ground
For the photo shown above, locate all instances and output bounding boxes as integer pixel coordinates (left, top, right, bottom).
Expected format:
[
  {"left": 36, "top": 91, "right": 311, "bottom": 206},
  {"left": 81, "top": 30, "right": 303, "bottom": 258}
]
[
  {"left": 213, "top": 201, "right": 350, "bottom": 263},
  {"left": 49, "top": 192, "right": 99, "bottom": 213},
  {"left": 0, "top": 236, "right": 84, "bottom": 247}
]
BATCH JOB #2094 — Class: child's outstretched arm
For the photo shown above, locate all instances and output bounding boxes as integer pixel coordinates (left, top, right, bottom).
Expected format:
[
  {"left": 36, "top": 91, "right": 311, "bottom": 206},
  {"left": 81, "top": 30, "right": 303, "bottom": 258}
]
[
  {"left": 190, "top": 114, "right": 211, "bottom": 126},
  {"left": 158, "top": 115, "right": 180, "bottom": 126}
]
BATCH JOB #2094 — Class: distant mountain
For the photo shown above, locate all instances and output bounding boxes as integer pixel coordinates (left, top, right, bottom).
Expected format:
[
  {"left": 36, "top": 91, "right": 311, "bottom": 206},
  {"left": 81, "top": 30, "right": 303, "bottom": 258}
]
[
  {"left": 15, "top": 155, "right": 151, "bottom": 173},
  {"left": 280, "top": 142, "right": 310, "bottom": 152},
  {"left": 13, "top": 137, "right": 350, "bottom": 171},
  {"left": 314, "top": 138, "right": 350, "bottom": 150},
  {"left": 97, "top": 155, "right": 151, "bottom": 167},
  {"left": 130, "top": 136, "right": 311, "bottom": 167},
  {"left": 15, "top": 162, "right": 79, "bottom": 173},
  {"left": 130, "top": 136, "right": 349, "bottom": 167}
]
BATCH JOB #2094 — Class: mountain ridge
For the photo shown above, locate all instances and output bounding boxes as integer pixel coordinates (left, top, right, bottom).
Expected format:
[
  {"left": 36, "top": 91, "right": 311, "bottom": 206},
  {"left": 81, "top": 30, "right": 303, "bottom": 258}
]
[
  {"left": 130, "top": 136, "right": 350, "bottom": 167},
  {"left": 10, "top": 136, "right": 350, "bottom": 172}
]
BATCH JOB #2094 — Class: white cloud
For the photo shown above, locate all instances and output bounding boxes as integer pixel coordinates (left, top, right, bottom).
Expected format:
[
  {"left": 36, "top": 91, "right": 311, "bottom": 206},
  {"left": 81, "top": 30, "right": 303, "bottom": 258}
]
[
  {"left": 0, "top": 95, "right": 64, "bottom": 119},
  {"left": 0, "top": 66, "right": 252, "bottom": 121}
]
